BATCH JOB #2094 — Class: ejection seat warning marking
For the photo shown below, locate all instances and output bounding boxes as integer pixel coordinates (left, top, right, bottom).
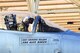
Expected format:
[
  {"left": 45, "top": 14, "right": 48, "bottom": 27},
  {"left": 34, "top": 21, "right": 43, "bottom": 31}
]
[{"left": 19, "top": 37, "right": 50, "bottom": 45}]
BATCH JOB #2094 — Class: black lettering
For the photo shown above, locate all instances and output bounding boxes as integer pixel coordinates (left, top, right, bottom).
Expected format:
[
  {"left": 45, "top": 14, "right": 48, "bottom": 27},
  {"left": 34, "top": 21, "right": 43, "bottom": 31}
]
[
  {"left": 37, "top": 41, "right": 47, "bottom": 43},
  {"left": 23, "top": 41, "right": 28, "bottom": 43},
  {"left": 29, "top": 41, "right": 36, "bottom": 43}
]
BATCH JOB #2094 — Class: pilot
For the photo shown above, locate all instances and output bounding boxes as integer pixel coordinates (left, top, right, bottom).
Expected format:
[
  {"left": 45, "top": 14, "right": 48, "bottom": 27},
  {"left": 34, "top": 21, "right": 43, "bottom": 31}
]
[{"left": 18, "top": 16, "right": 34, "bottom": 32}]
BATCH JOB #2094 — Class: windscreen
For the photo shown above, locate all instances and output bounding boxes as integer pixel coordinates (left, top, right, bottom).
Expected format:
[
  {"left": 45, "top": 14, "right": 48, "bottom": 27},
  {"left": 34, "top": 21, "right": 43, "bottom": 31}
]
[{"left": 37, "top": 17, "right": 68, "bottom": 32}]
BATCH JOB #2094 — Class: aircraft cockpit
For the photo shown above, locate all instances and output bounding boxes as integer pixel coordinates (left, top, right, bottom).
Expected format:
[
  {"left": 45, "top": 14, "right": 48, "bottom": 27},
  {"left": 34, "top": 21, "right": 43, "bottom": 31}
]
[{"left": 0, "top": 13, "right": 68, "bottom": 32}]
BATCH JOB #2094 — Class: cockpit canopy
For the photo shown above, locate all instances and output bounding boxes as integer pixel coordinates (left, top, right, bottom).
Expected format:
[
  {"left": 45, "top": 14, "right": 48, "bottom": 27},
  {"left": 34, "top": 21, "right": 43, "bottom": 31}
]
[{"left": 33, "top": 15, "right": 68, "bottom": 32}]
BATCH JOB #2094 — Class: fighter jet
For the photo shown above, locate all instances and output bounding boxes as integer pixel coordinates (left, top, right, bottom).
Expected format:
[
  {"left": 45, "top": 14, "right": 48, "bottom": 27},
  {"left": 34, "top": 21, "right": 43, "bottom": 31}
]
[{"left": 0, "top": 14, "right": 80, "bottom": 53}]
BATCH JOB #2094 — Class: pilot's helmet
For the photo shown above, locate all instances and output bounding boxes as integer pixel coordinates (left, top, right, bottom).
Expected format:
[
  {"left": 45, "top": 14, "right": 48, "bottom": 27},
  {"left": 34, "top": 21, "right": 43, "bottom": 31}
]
[
  {"left": 22, "top": 16, "right": 30, "bottom": 22},
  {"left": 22, "top": 16, "right": 34, "bottom": 24}
]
